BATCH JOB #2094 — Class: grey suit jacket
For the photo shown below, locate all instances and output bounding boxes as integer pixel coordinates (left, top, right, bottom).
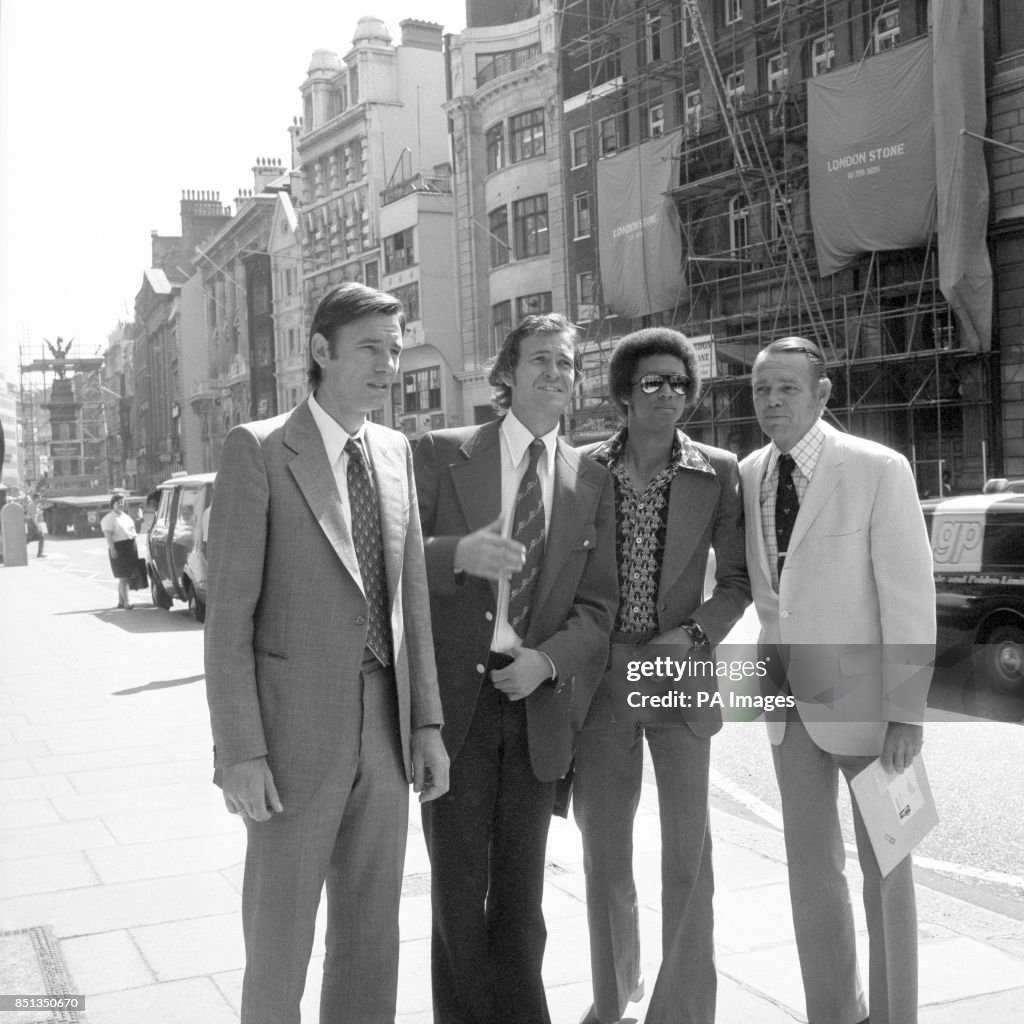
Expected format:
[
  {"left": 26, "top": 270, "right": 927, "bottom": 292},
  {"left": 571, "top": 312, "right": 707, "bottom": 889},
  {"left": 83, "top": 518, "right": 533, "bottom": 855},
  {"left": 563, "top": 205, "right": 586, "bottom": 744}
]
[
  {"left": 414, "top": 420, "right": 619, "bottom": 782},
  {"left": 739, "top": 421, "right": 936, "bottom": 755},
  {"left": 204, "top": 399, "right": 443, "bottom": 810},
  {"left": 579, "top": 430, "right": 751, "bottom": 736}
]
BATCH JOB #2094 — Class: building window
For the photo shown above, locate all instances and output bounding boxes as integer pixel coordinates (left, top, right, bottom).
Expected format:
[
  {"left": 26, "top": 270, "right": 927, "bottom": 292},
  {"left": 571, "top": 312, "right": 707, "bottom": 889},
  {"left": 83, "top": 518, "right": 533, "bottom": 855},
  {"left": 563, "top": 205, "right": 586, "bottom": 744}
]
[
  {"left": 644, "top": 11, "right": 662, "bottom": 63},
  {"left": 383, "top": 228, "right": 415, "bottom": 274},
  {"left": 677, "top": 5, "right": 693, "bottom": 48},
  {"left": 486, "top": 123, "right": 505, "bottom": 173},
  {"left": 364, "top": 259, "right": 379, "bottom": 289},
  {"left": 570, "top": 126, "right": 590, "bottom": 168},
  {"left": 873, "top": 3, "right": 900, "bottom": 53},
  {"left": 648, "top": 103, "right": 665, "bottom": 139},
  {"left": 489, "top": 206, "right": 510, "bottom": 268},
  {"left": 811, "top": 32, "right": 835, "bottom": 76},
  {"left": 510, "top": 109, "right": 546, "bottom": 162},
  {"left": 349, "top": 68, "right": 359, "bottom": 104},
  {"left": 729, "top": 194, "right": 749, "bottom": 253},
  {"left": 513, "top": 195, "right": 549, "bottom": 259},
  {"left": 724, "top": 0, "right": 742, "bottom": 27},
  {"left": 599, "top": 115, "right": 621, "bottom": 156},
  {"left": 403, "top": 367, "right": 441, "bottom": 412},
  {"left": 392, "top": 281, "right": 420, "bottom": 322},
  {"left": 491, "top": 300, "right": 513, "bottom": 353},
  {"left": 576, "top": 270, "right": 597, "bottom": 321},
  {"left": 684, "top": 89, "right": 702, "bottom": 135},
  {"left": 725, "top": 69, "right": 745, "bottom": 108},
  {"left": 516, "top": 292, "right": 553, "bottom": 322},
  {"left": 573, "top": 192, "right": 591, "bottom": 239}
]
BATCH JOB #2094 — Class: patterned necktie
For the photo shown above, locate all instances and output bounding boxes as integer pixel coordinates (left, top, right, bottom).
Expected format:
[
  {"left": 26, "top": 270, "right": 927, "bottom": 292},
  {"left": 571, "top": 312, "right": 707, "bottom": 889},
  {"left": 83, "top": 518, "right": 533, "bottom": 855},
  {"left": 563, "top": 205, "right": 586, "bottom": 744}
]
[
  {"left": 345, "top": 438, "right": 392, "bottom": 666},
  {"left": 775, "top": 452, "right": 799, "bottom": 579},
  {"left": 507, "top": 438, "right": 547, "bottom": 639}
]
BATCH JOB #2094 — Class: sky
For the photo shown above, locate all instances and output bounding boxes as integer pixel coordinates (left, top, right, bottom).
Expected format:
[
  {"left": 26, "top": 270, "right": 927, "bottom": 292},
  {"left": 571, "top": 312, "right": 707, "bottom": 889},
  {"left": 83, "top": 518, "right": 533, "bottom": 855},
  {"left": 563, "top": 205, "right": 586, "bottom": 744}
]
[{"left": 0, "top": 0, "right": 467, "bottom": 380}]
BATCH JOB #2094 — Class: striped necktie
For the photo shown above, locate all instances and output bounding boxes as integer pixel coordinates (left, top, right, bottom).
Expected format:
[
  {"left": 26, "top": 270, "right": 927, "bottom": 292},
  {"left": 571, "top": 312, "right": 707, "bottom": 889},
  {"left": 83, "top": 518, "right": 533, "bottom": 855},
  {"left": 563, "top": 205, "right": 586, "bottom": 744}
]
[{"left": 507, "top": 438, "right": 546, "bottom": 639}]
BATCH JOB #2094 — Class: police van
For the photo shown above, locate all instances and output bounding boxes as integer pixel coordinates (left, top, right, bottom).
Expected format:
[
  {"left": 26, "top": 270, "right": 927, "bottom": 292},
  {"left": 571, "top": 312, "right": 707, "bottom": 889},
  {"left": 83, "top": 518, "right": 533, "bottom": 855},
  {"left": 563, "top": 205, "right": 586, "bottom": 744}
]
[{"left": 921, "top": 491, "right": 1024, "bottom": 690}]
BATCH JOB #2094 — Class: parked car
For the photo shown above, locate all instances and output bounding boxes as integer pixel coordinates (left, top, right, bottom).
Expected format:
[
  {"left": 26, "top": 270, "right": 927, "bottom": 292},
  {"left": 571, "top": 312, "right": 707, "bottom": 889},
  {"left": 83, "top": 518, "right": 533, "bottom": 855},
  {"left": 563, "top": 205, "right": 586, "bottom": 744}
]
[
  {"left": 921, "top": 490, "right": 1024, "bottom": 690},
  {"left": 145, "top": 472, "right": 215, "bottom": 622}
]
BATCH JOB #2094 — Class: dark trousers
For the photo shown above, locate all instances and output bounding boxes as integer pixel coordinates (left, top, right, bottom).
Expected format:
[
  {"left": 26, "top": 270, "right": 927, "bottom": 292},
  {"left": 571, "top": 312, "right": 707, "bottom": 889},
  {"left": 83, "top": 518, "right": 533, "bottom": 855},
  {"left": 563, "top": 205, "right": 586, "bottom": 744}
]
[{"left": 423, "top": 658, "right": 557, "bottom": 1024}]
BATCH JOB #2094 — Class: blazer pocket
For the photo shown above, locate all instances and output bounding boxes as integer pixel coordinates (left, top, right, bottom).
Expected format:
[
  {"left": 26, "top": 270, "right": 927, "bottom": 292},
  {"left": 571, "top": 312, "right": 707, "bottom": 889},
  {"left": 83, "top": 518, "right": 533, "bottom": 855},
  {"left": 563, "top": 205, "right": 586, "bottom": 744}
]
[
  {"left": 255, "top": 646, "right": 288, "bottom": 661},
  {"left": 573, "top": 523, "right": 598, "bottom": 552},
  {"left": 824, "top": 527, "right": 864, "bottom": 538}
]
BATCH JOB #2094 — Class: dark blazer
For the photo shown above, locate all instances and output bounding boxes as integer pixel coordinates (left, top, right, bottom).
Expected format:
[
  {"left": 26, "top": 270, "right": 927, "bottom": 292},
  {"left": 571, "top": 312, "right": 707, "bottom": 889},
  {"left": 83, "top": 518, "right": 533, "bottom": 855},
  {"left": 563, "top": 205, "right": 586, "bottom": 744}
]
[
  {"left": 414, "top": 419, "right": 619, "bottom": 781},
  {"left": 204, "top": 399, "right": 443, "bottom": 810},
  {"left": 579, "top": 430, "right": 751, "bottom": 736}
]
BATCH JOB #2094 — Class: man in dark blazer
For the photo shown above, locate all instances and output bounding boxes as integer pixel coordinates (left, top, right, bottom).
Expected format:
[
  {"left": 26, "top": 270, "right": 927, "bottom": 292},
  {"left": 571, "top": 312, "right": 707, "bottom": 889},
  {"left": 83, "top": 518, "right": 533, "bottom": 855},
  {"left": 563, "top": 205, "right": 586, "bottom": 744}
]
[
  {"left": 574, "top": 328, "right": 750, "bottom": 1024},
  {"left": 205, "top": 283, "right": 449, "bottom": 1024},
  {"left": 740, "top": 336, "right": 935, "bottom": 1024},
  {"left": 414, "top": 314, "right": 618, "bottom": 1024}
]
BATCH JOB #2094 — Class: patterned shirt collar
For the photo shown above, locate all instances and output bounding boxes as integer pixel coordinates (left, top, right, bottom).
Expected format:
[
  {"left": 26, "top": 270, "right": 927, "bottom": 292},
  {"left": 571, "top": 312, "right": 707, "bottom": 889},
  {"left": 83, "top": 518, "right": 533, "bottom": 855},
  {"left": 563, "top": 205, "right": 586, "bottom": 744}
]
[
  {"left": 593, "top": 427, "right": 715, "bottom": 478},
  {"left": 766, "top": 419, "right": 825, "bottom": 481}
]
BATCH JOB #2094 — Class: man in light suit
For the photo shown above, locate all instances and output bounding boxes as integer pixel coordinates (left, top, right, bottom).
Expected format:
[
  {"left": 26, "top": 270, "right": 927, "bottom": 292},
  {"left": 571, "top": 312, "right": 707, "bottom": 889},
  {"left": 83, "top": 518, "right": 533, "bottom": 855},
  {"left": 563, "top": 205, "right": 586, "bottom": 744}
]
[
  {"left": 574, "top": 329, "right": 750, "bottom": 1024},
  {"left": 414, "top": 314, "right": 618, "bottom": 1024},
  {"left": 740, "top": 337, "right": 935, "bottom": 1024},
  {"left": 205, "top": 282, "right": 449, "bottom": 1024}
]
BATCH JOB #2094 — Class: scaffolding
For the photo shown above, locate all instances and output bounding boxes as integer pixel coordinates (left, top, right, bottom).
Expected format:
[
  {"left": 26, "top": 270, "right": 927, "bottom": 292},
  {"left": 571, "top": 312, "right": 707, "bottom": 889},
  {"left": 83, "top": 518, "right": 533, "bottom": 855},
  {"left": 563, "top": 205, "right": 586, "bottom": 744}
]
[
  {"left": 18, "top": 342, "right": 107, "bottom": 494},
  {"left": 559, "top": 0, "right": 994, "bottom": 494}
]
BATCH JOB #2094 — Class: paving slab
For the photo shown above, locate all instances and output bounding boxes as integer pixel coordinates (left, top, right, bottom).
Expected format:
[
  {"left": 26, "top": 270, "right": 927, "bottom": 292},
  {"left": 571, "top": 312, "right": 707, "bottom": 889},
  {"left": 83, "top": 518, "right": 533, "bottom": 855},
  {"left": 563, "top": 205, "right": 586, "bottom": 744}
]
[
  {"left": 85, "top": 831, "right": 245, "bottom": 885},
  {"left": 60, "top": 929, "right": 155, "bottom": 994},
  {"left": 1, "top": 850, "right": 99, "bottom": 898},
  {"left": 0, "top": 819, "right": 116, "bottom": 862},
  {"left": 64, "top": 757, "right": 208, "bottom": 795},
  {"left": 130, "top": 912, "right": 243, "bottom": 981},
  {"left": 0, "top": 773, "right": 76, "bottom": 802},
  {"left": 83, "top": 977, "right": 238, "bottom": 1024}
]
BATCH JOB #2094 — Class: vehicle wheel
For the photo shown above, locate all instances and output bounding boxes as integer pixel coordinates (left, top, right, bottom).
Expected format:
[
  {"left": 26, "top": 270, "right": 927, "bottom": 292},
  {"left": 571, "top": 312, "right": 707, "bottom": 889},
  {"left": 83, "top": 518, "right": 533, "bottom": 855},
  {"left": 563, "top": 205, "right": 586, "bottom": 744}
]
[
  {"left": 150, "top": 573, "right": 173, "bottom": 611},
  {"left": 981, "top": 624, "right": 1024, "bottom": 691},
  {"left": 187, "top": 584, "right": 206, "bottom": 624}
]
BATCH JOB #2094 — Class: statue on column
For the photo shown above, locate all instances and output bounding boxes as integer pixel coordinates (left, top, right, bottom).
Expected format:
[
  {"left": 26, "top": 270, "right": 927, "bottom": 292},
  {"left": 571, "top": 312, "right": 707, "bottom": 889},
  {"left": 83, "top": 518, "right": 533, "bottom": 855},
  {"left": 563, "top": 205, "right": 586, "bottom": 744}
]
[{"left": 45, "top": 337, "right": 75, "bottom": 380}]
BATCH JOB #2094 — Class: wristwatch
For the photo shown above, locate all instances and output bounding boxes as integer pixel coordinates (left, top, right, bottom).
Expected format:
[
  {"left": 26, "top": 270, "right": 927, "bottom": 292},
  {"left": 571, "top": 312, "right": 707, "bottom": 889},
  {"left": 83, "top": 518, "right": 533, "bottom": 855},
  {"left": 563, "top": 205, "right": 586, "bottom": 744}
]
[{"left": 680, "top": 619, "right": 710, "bottom": 651}]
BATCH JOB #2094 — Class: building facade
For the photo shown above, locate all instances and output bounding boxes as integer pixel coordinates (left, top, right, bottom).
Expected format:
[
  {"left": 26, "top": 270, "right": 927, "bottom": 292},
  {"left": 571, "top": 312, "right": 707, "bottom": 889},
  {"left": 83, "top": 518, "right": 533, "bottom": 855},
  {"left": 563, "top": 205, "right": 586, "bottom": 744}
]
[
  {"left": 555, "top": 0, "right": 1022, "bottom": 491},
  {"left": 446, "top": 1, "right": 568, "bottom": 420}
]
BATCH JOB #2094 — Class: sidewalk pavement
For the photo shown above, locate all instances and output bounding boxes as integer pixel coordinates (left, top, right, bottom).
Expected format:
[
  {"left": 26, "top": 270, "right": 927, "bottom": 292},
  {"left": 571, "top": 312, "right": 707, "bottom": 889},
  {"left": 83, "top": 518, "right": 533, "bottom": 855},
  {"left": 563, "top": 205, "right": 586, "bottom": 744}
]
[{"left": 2, "top": 552, "right": 1023, "bottom": 1024}]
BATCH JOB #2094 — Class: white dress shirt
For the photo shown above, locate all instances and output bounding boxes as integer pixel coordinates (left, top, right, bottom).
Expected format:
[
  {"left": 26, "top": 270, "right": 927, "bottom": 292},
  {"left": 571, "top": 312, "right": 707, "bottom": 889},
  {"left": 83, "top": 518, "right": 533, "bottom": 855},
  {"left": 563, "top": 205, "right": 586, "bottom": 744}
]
[{"left": 491, "top": 411, "right": 558, "bottom": 654}]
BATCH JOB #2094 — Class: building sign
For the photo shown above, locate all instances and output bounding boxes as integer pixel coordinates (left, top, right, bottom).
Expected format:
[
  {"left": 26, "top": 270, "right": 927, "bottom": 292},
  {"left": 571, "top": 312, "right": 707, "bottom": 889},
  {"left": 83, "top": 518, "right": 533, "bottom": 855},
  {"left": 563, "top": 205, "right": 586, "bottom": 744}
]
[
  {"left": 689, "top": 334, "right": 715, "bottom": 381},
  {"left": 50, "top": 442, "right": 82, "bottom": 459},
  {"left": 596, "top": 130, "right": 683, "bottom": 319},
  {"left": 807, "top": 37, "right": 935, "bottom": 277}
]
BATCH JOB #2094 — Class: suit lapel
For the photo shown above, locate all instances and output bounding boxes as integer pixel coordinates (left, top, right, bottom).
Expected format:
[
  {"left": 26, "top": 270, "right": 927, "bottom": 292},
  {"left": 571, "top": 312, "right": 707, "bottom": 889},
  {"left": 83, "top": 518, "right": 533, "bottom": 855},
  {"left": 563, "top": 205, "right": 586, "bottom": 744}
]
[
  {"left": 659, "top": 469, "right": 717, "bottom": 600},
  {"left": 450, "top": 420, "right": 503, "bottom": 533},
  {"left": 531, "top": 439, "right": 596, "bottom": 616},
  {"left": 788, "top": 426, "right": 843, "bottom": 558},
  {"left": 284, "top": 401, "right": 363, "bottom": 593},
  {"left": 746, "top": 446, "right": 773, "bottom": 584}
]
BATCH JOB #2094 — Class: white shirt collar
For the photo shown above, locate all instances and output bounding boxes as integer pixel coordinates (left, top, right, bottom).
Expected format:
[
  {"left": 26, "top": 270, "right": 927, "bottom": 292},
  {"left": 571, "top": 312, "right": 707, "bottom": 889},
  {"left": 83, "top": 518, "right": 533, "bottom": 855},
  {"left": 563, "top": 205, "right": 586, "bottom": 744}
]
[
  {"left": 308, "top": 392, "right": 366, "bottom": 466},
  {"left": 500, "top": 410, "right": 558, "bottom": 474}
]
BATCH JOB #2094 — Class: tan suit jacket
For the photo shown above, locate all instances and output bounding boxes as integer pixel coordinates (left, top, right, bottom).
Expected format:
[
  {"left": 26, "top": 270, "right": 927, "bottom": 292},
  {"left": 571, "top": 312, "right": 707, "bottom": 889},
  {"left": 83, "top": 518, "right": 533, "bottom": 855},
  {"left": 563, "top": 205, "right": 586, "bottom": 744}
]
[
  {"left": 740, "top": 420, "right": 936, "bottom": 755},
  {"left": 204, "top": 399, "right": 443, "bottom": 809}
]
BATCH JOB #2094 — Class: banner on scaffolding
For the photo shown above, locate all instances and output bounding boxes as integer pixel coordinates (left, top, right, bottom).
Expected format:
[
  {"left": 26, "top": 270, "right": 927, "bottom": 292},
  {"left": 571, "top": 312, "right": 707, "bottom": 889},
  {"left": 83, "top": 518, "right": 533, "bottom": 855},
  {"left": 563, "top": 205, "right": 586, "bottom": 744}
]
[
  {"left": 807, "top": 36, "right": 936, "bottom": 278},
  {"left": 596, "top": 130, "right": 683, "bottom": 319},
  {"left": 934, "top": 0, "right": 992, "bottom": 352}
]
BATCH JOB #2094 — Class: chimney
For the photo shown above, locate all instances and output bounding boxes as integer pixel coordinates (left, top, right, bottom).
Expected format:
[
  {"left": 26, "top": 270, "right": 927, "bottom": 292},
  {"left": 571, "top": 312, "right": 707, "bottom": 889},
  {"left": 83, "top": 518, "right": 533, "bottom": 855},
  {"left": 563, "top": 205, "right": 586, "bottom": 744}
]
[
  {"left": 252, "top": 156, "right": 286, "bottom": 194},
  {"left": 400, "top": 20, "right": 443, "bottom": 51}
]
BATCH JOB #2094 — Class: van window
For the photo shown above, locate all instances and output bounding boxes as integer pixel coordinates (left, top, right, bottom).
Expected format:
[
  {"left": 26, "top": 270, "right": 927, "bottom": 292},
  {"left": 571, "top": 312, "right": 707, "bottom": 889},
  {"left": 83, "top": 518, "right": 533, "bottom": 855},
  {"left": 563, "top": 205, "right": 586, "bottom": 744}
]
[
  {"left": 178, "top": 487, "right": 202, "bottom": 528},
  {"left": 156, "top": 490, "right": 173, "bottom": 527}
]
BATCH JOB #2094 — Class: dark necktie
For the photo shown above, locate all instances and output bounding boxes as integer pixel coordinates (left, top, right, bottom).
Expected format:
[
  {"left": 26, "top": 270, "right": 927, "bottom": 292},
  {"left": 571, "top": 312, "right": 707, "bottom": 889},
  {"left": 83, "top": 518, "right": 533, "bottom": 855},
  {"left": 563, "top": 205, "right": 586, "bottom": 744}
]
[
  {"left": 775, "top": 452, "right": 799, "bottom": 579},
  {"left": 345, "top": 438, "right": 392, "bottom": 666},
  {"left": 507, "top": 438, "right": 547, "bottom": 639}
]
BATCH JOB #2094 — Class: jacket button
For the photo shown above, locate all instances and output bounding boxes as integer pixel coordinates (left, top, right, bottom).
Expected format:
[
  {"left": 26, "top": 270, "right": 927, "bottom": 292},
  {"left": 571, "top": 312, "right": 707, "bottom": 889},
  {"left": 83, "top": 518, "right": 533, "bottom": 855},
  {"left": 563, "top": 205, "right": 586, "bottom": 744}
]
[
  {"left": 355, "top": 615, "right": 366, "bottom": 625},
  {"left": 583, "top": 539, "right": 590, "bottom": 547},
  {"left": 484, "top": 611, "right": 493, "bottom": 622},
  {"left": 476, "top": 663, "right": 486, "bottom": 674},
  {"left": 780, "top": 610, "right": 790, "bottom": 619}
]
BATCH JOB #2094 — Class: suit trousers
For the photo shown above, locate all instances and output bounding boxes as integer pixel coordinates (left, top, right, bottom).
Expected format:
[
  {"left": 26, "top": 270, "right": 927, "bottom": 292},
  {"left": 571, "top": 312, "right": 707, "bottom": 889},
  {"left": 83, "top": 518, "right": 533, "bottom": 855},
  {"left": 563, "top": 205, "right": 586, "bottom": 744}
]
[
  {"left": 422, "top": 666, "right": 557, "bottom": 1024},
  {"left": 239, "top": 661, "right": 409, "bottom": 1024},
  {"left": 772, "top": 707, "right": 918, "bottom": 1024},
  {"left": 575, "top": 709, "right": 715, "bottom": 1024}
]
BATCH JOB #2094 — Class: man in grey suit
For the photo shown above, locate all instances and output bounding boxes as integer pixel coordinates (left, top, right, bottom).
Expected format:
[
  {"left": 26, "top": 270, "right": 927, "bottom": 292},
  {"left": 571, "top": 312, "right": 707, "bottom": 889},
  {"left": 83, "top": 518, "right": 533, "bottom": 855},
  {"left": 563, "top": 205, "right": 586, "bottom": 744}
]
[
  {"left": 205, "top": 282, "right": 449, "bottom": 1024},
  {"left": 574, "top": 329, "right": 750, "bottom": 1024},
  {"left": 740, "top": 337, "right": 935, "bottom": 1024},
  {"left": 414, "top": 314, "right": 618, "bottom": 1024}
]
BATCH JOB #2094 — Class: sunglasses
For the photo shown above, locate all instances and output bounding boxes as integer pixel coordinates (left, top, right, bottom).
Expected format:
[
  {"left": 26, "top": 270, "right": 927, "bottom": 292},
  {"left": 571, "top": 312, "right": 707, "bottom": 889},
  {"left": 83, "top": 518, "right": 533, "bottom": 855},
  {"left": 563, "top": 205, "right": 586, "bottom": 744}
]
[{"left": 632, "top": 373, "right": 691, "bottom": 396}]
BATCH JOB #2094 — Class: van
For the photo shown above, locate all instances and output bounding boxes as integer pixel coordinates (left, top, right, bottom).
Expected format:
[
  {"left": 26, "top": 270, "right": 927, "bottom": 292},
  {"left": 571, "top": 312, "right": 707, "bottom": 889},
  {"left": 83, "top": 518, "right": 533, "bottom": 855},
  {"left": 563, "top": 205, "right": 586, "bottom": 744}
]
[
  {"left": 921, "top": 491, "right": 1024, "bottom": 689},
  {"left": 146, "top": 472, "right": 215, "bottom": 622}
]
